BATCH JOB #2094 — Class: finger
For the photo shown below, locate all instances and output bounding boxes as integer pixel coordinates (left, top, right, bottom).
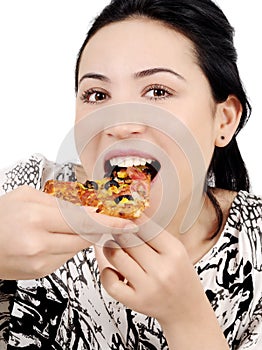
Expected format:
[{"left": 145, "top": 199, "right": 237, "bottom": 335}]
[
  {"left": 103, "top": 240, "right": 145, "bottom": 284},
  {"left": 82, "top": 208, "right": 139, "bottom": 235},
  {"left": 13, "top": 185, "right": 139, "bottom": 236},
  {"left": 112, "top": 216, "right": 174, "bottom": 257},
  {"left": 135, "top": 217, "right": 178, "bottom": 254},
  {"left": 13, "top": 185, "right": 59, "bottom": 206},
  {"left": 113, "top": 233, "right": 160, "bottom": 272},
  {"left": 111, "top": 213, "right": 163, "bottom": 249},
  {"left": 111, "top": 231, "right": 145, "bottom": 248},
  {"left": 129, "top": 215, "right": 182, "bottom": 256},
  {"left": 33, "top": 199, "right": 138, "bottom": 236},
  {"left": 44, "top": 231, "right": 92, "bottom": 255},
  {"left": 16, "top": 252, "right": 89, "bottom": 280},
  {"left": 100, "top": 267, "right": 135, "bottom": 305}
]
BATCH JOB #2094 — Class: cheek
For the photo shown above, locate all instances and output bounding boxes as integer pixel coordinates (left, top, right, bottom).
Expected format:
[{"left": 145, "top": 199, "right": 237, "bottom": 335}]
[
  {"left": 152, "top": 125, "right": 212, "bottom": 197},
  {"left": 190, "top": 119, "right": 216, "bottom": 168},
  {"left": 75, "top": 95, "right": 93, "bottom": 124},
  {"left": 166, "top": 86, "right": 216, "bottom": 166},
  {"left": 171, "top": 107, "right": 217, "bottom": 169},
  {"left": 75, "top": 133, "right": 102, "bottom": 178},
  {"left": 75, "top": 97, "right": 83, "bottom": 122}
]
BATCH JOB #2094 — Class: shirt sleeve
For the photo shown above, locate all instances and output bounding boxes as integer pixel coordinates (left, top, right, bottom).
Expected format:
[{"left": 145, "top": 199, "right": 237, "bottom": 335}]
[
  {"left": 0, "top": 154, "right": 49, "bottom": 348},
  {"left": 236, "top": 202, "right": 262, "bottom": 350},
  {"left": 0, "top": 153, "right": 50, "bottom": 195}
]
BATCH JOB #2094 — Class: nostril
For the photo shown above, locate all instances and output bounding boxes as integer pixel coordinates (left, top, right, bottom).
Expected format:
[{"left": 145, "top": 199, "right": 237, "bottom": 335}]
[{"left": 106, "top": 124, "right": 146, "bottom": 139}]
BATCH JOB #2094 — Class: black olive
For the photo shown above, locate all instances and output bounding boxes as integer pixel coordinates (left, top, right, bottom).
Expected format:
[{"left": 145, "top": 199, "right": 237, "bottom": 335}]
[
  {"left": 104, "top": 180, "right": 120, "bottom": 190},
  {"left": 114, "top": 195, "right": 134, "bottom": 204},
  {"left": 84, "top": 180, "right": 98, "bottom": 190}
]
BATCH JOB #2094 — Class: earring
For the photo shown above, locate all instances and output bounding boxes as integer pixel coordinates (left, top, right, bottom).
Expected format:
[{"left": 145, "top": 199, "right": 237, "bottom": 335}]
[{"left": 221, "top": 136, "right": 225, "bottom": 140}]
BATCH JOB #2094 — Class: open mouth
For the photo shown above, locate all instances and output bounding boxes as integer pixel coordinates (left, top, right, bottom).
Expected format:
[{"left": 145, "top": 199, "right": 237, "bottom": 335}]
[{"left": 104, "top": 156, "right": 161, "bottom": 181}]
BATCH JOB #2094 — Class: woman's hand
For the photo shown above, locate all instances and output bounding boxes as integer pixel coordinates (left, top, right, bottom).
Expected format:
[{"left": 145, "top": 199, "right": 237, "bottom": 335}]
[
  {"left": 101, "top": 223, "right": 229, "bottom": 349},
  {"left": 101, "top": 227, "right": 195, "bottom": 323},
  {"left": 0, "top": 185, "right": 138, "bottom": 280}
]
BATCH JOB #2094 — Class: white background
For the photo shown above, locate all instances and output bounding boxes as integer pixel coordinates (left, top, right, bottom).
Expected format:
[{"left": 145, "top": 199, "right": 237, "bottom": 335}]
[{"left": 0, "top": 1, "right": 261, "bottom": 194}]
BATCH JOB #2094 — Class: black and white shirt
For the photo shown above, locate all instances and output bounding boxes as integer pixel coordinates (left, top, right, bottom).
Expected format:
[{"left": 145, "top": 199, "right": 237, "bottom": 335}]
[{"left": 0, "top": 154, "right": 261, "bottom": 349}]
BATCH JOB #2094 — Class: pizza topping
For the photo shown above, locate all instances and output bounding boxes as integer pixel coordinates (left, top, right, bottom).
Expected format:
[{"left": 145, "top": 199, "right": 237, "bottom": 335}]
[
  {"left": 84, "top": 180, "right": 98, "bottom": 190},
  {"left": 115, "top": 168, "right": 128, "bottom": 179},
  {"left": 114, "top": 195, "right": 134, "bottom": 204},
  {"left": 126, "top": 167, "right": 147, "bottom": 180},
  {"left": 130, "top": 180, "right": 149, "bottom": 198},
  {"left": 104, "top": 179, "right": 120, "bottom": 190}
]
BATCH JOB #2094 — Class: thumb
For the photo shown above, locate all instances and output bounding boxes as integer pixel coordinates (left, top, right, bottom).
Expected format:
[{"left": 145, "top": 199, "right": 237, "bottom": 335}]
[{"left": 57, "top": 200, "right": 139, "bottom": 245}]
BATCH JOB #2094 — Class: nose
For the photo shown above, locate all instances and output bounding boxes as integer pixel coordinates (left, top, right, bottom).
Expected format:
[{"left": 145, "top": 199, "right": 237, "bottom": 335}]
[{"left": 105, "top": 123, "right": 146, "bottom": 139}]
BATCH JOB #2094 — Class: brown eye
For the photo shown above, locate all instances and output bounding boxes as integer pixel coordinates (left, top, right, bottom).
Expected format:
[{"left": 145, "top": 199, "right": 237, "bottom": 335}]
[
  {"left": 90, "top": 91, "right": 106, "bottom": 102},
  {"left": 143, "top": 85, "right": 173, "bottom": 100},
  {"left": 81, "top": 89, "right": 108, "bottom": 104},
  {"left": 152, "top": 89, "right": 166, "bottom": 97}
]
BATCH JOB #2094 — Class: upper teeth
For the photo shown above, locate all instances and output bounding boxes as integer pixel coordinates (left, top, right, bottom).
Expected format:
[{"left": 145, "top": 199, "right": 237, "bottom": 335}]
[{"left": 110, "top": 156, "right": 153, "bottom": 167}]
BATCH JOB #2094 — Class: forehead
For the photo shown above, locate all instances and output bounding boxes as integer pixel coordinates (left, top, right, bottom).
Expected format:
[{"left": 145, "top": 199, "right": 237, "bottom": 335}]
[{"left": 79, "top": 18, "right": 197, "bottom": 74}]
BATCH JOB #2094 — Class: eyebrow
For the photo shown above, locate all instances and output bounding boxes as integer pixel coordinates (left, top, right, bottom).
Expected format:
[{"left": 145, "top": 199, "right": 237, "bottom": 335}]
[
  {"left": 79, "top": 73, "right": 111, "bottom": 84},
  {"left": 134, "top": 67, "right": 186, "bottom": 81},
  {"left": 78, "top": 67, "right": 186, "bottom": 85}
]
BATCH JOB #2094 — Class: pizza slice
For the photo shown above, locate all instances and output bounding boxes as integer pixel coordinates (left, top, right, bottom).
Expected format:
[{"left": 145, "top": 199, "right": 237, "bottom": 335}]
[{"left": 43, "top": 164, "right": 158, "bottom": 219}]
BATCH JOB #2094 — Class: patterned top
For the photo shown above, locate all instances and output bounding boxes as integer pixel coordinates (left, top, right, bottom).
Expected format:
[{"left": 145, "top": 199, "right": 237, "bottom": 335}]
[{"left": 0, "top": 154, "right": 261, "bottom": 350}]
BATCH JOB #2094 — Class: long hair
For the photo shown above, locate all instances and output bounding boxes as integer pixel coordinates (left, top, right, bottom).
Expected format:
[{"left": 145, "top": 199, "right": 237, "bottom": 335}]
[{"left": 74, "top": 0, "right": 251, "bottom": 235}]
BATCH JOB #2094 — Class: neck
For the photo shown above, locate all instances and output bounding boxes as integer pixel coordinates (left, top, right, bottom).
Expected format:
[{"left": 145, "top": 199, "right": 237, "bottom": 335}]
[
  {"left": 168, "top": 188, "right": 237, "bottom": 264},
  {"left": 165, "top": 188, "right": 222, "bottom": 262},
  {"left": 167, "top": 191, "right": 214, "bottom": 236}
]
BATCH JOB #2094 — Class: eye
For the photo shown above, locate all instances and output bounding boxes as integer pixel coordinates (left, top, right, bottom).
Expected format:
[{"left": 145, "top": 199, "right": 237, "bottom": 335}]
[
  {"left": 143, "top": 84, "right": 174, "bottom": 100},
  {"left": 80, "top": 89, "right": 109, "bottom": 104}
]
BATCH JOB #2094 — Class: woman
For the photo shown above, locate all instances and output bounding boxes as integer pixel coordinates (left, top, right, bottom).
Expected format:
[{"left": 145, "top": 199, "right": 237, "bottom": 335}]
[{"left": 0, "top": 0, "right": 261, "bottom": 349}]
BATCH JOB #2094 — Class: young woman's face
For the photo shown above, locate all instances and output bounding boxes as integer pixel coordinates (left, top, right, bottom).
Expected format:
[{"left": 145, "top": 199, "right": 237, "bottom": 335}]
[{"left": 75, "top": 18, "right": 220, "bottom": 213}]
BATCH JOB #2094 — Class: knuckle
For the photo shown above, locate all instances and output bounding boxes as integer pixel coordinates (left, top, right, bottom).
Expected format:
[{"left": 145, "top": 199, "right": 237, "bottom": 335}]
[
  {"left": 155, "top": 262, "right": 176, "bottom": 288},
  {"left": 22, "top": 238, "right": 45, "bottom": 258},
  {"left": 22, "top": 204, "right": 43, "bottom": 227},
  {"left": 104, "top": 281, "right": 117, "bottom": 296},
  {"left": 15, "top": 184, "right": 35, "bottom": 198},
  {"left": 103, "top": 245, "right": 118, "bottom": 261},
  {"left": 100, "top": 267, "right": 122, "bottom": 298},
  {"left": 29, "top": 257, "right": 49, "bottom": 278},
  {"left": 160, "top": 270, "right": 174, "bottom": 285}
]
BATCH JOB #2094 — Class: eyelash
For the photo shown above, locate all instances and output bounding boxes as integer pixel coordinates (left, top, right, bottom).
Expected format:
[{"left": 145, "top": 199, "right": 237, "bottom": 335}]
[
  {"left": 143, "top": 84, "right": 174, "bottom": 101},
  {"left": 80, "top": 88, "right": 109, "bottom": 104},
  {"left": 80, "top": 84, "right": 174, "bottom": 104}
]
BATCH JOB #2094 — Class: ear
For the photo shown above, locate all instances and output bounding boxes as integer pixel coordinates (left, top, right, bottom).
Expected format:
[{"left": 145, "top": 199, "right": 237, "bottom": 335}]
[{"left": 214, "top": 94, "right": 242, "bottom": 147}]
